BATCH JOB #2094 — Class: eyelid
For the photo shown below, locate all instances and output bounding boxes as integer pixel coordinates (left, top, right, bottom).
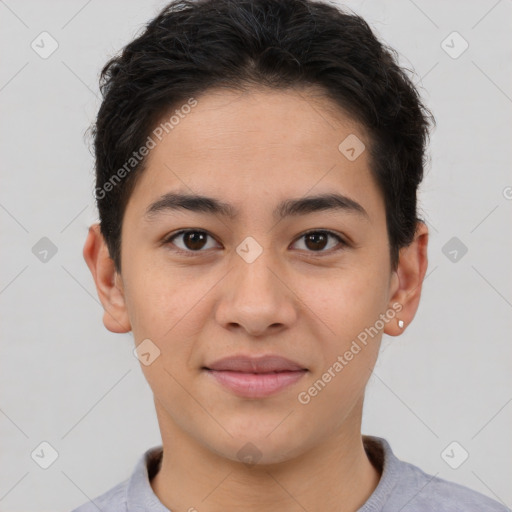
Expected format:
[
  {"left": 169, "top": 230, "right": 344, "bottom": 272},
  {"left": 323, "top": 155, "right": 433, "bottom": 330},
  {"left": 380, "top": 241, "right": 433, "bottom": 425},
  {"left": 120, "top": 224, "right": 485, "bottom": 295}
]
[{"left": 163, "top": 228, "right": 349, "bottom": 255}]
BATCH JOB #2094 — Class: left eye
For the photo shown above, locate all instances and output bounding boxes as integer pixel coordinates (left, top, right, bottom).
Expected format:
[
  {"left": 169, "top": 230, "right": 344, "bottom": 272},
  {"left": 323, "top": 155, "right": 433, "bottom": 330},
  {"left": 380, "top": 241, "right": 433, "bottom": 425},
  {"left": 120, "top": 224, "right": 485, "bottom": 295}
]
[{"left": 291, "top": 230, "right": 346, "bottom": 253}]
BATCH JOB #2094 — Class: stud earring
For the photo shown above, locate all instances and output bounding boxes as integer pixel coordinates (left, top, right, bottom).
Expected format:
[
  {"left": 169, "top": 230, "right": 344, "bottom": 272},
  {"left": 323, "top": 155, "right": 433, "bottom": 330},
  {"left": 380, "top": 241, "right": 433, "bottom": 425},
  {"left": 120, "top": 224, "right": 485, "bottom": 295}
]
[{"left": 397, "top": 319, "right": 404, "bottom": 329}]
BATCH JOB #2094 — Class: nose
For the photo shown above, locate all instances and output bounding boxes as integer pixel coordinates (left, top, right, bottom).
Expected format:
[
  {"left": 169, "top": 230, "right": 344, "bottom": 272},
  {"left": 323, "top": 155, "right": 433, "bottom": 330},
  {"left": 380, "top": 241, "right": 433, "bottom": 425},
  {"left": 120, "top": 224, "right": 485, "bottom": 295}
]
[{"left": 214, "top": 250, "right": 298, "bottom": 338}]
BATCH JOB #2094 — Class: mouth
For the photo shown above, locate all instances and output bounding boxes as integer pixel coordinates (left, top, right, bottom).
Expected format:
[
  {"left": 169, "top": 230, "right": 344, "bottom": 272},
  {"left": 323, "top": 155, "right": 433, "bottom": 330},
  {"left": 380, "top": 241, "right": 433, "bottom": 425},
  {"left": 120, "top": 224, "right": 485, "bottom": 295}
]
[{"left": 202, "top": 355, "right": 308, "bottom": 398}]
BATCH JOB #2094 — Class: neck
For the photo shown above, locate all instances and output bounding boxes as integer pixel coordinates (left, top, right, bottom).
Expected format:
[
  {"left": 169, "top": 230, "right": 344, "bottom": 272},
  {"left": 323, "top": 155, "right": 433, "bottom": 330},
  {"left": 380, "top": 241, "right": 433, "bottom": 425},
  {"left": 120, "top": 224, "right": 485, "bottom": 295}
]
[{"left": 151, "top": 400, "right": 381, "bottom": 512}]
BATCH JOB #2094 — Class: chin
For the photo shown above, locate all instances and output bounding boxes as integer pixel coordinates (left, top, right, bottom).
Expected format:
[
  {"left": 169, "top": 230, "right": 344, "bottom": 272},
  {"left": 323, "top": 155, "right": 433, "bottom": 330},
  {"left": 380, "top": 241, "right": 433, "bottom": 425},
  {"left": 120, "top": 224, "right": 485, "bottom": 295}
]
[{"left": 202, "top": 416, "right": 315, "bottom": 466}]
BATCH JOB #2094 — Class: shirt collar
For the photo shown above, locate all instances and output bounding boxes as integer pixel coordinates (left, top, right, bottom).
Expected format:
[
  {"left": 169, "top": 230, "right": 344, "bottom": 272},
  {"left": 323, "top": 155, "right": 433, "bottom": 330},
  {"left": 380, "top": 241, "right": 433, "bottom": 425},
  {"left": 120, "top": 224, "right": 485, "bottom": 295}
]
[
  {"left": 126, "top": 444, "right": 168, "bottom": 511},
  {"left": 125, "top": 435, "right": 400, "bottom": 511}
]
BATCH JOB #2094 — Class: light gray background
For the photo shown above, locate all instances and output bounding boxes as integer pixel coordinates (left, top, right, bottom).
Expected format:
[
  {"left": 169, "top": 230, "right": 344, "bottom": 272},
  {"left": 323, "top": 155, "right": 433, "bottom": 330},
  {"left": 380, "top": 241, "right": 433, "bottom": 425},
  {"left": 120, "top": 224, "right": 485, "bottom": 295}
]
[{"left": 1, "top": 0, "right": 511, "bottom": 510}]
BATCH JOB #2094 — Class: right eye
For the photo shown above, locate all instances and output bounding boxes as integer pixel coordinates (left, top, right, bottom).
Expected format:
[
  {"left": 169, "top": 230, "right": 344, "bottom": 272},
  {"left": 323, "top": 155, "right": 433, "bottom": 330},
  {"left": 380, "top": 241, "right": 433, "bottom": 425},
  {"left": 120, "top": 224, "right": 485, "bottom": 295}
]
[{"left": 163, "top": 229, "right": 221, "bottom": 255}]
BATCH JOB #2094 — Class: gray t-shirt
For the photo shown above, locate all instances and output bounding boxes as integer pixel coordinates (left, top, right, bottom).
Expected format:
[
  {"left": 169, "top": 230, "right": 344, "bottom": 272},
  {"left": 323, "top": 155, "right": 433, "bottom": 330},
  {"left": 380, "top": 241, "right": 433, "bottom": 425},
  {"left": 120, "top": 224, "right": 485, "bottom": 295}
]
[{"left": 70, "top": 435, "right": 510, "bottom": 511}]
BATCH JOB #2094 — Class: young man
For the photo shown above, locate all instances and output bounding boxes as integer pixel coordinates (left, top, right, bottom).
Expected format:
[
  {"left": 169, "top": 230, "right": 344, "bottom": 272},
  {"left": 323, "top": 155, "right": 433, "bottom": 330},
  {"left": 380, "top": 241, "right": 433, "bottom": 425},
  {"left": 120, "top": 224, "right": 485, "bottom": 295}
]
[{"left": 74, "top": 0, "right": 509, "bottom": 510}]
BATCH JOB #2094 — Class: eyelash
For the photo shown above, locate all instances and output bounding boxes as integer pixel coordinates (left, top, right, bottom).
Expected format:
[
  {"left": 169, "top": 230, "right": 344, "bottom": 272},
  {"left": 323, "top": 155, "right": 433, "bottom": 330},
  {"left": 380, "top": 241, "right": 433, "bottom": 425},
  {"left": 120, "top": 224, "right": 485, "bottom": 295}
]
[{"left": 162, "top": 229, "right": 348, "bottom": 257}]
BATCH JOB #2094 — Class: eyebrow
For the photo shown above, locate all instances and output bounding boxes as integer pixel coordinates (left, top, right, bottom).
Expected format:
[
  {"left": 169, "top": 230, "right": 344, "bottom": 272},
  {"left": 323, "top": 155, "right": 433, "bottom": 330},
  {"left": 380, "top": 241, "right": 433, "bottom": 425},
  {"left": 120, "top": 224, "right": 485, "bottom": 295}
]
[{"left": 144, "top": 191, "right": 369, "bottom": 221}]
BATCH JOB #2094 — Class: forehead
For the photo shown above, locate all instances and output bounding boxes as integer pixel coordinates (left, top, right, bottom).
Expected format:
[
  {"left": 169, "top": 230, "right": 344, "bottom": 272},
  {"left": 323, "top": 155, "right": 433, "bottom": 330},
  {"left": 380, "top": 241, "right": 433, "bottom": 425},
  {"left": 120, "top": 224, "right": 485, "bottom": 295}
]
[
  {"left": 127, "top": 87, "right": 384, "bottom": 220},
  {"left": 150, "top": 86, "right": 365, "bottom": 161}
]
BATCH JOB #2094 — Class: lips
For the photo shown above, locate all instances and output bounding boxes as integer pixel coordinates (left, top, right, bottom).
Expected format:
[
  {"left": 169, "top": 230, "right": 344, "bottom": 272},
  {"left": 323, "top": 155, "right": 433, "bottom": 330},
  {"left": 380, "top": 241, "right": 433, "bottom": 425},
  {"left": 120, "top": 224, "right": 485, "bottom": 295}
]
[
  {"left": 205, "top": 355, "right": 306, "bottom": 373},
  {"left": 203, "top": 355, "right": 308, "bottom": 398}
]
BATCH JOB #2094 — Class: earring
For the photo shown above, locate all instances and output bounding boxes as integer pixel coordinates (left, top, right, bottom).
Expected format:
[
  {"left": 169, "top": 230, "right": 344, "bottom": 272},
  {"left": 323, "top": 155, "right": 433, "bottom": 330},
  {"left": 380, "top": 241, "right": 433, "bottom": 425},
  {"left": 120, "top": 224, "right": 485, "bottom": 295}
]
[{"left": 397, "top": 319, "right": 404, "bottom": 329}]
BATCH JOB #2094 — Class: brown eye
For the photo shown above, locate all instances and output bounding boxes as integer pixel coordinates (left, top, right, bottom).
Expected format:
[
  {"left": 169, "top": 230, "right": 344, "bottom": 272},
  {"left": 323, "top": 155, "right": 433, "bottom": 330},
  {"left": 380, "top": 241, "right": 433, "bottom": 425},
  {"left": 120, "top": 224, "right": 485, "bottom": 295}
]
[
  {"left": 292, "top": 230, "right": 346, "bottom": 253},
  {"left": 165, "top": 230, "right": 218, "bottom": 253},
  {"left": 305, "top": 232, "right": 329, "bottom": 251},
  {"left": 182, "top": 231, "right": 208, "bottom": 250}
]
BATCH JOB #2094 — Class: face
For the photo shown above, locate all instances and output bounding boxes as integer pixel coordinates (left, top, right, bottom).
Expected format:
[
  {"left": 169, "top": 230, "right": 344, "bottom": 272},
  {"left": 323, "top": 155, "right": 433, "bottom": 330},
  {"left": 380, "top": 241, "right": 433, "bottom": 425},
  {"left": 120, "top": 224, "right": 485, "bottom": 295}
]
[{"left": 94, "top": 87, "right": 417, "bottom": 464}]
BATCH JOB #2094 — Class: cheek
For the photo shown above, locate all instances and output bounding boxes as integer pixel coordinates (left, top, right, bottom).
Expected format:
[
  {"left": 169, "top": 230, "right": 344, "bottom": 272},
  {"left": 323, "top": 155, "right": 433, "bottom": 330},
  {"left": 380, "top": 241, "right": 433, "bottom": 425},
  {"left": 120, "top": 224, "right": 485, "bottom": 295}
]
[
  {"left": 122, "top": 256, "right": 200, "bottom": 338},
  {"left": 306, "top": 262, "right": 390, "bottom": 339},
  {"left": 124, "top": 267, "right": 206, "bottom": 400},
  {"left": 122, "top": 261, "right": 221, "bottom": 379},
  {"left": 302, "top": 262, "right": 389, "bottom": 399},
  {"left": 298, "top": 280, "right": 384, "bottom": 423}
]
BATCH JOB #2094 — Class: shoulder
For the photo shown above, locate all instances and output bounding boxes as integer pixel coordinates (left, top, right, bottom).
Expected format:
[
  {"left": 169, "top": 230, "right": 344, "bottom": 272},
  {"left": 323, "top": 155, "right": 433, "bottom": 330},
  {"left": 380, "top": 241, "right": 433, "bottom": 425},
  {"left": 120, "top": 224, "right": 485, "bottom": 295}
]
[
  {"left": 69, "top": 478, "right": 129, "bottom": 512},
  {"left": 362, "top": 436, "right": 510, "bottom": 512},
  {"left": 68, "top": 445, "right": 164, "bottom": 512},
  {"left": 398, "top": 462, "right": 510, "bottom": 512},
  {"left": 389, "top": 456, "right": 510, "bottom": 512}
]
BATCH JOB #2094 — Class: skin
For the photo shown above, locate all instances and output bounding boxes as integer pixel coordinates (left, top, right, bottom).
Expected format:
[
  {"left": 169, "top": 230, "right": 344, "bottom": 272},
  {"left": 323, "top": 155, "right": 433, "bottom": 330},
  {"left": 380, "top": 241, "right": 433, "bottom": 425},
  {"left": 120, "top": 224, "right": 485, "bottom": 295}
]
[{"left": 84, "top": 86, "right": 428, "bottom": 512}]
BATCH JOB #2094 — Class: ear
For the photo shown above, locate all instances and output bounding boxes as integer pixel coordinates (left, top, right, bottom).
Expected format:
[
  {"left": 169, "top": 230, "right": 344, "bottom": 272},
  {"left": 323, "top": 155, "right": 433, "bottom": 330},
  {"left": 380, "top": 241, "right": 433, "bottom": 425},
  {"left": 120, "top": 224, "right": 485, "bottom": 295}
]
[
  {"left": 83, "top": 223, "right": 131, "bottom": 333},
  {"left": 384, "top": 221, "right": 429, "bottom": 336}
]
